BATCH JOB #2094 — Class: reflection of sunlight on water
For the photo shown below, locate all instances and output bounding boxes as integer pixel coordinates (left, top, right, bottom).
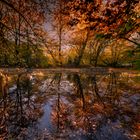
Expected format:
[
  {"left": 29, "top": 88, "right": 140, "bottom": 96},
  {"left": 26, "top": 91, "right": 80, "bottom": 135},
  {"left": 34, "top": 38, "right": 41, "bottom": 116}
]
[
  {"left": 32, "top": 71, "right": 44, "bottom": 77},
  {"left": 121, "top": 72, "right": 140, "bottom": 77}
]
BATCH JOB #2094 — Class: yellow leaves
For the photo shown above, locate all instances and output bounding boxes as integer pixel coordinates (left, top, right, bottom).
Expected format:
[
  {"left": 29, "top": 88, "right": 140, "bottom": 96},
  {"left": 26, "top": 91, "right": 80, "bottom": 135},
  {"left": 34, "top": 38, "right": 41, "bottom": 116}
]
[
  {"left": 77, "top": 22, "right": 88, "bottom": 30},
  {"left": 0, "top": 73, "right": 8, "bottom": 88},
  {"left": 93, "top": 103, "right": 104, "bottom": 113},
  {"left": 103, "top": 26, "right": 109, "bottom": 32},
  {"left": 134, "top": 1, "right": 140, "bottom": 16},
  {"left": 136, "top": 18, "right": 140, "bottom": 25},
  {"left": 117, "top": 19, "right": 123, "bottom": 26}
]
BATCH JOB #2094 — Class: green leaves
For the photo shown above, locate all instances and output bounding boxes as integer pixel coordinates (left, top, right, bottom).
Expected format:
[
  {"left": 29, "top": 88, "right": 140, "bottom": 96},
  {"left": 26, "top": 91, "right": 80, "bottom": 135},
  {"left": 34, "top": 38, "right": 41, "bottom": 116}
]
[
  {"left": 95, "top": 34, "right": 105, "bottom": 39},
  {"left": 125, "top": 21, "right": 133, "bottom": 32},
  {"left": 95, "top": 33, "right": 111, "bottom": 39}
]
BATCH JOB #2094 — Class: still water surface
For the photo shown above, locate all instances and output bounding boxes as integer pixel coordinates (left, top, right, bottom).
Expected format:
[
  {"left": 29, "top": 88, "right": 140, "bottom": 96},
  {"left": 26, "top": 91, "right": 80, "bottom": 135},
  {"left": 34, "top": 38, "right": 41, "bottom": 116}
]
[{"left": 0, "top": 69, "right": 140, "bottom": 140}]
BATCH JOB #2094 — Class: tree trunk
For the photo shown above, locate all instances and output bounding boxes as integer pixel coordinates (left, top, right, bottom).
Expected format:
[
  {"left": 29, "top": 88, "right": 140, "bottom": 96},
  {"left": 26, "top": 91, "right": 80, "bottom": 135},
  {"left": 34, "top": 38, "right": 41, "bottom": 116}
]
[{"left": 74, "top": 29, "right": 90, "bottom": 66}]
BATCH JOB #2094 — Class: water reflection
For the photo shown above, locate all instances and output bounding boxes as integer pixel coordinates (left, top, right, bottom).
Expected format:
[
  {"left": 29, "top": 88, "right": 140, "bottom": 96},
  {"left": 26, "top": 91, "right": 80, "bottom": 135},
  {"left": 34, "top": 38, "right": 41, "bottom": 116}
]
[{"left": 0, "top": 70, "right": 140, "bottom": 140}]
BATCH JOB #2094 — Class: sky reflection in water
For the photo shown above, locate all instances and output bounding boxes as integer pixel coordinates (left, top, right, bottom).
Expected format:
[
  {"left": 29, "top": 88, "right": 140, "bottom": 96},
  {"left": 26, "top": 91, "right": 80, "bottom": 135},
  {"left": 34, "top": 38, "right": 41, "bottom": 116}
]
[{"left": 0, "top": 70, "right": 140, "bottom": 140}]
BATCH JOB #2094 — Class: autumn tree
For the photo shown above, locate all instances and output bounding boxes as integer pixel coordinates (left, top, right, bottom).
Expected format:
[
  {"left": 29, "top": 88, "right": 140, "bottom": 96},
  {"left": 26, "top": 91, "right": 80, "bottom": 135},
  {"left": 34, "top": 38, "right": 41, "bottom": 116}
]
[
  {"left": 61, "top": 0, "right": 140, "bottom": 66},
  {"left": 102, "top": 39, "right": 131, "bottom": 67},
  {"left": 64, "top": 0, "right": 139, "bottom": 37},
  {"left": 0, "top": 0, "right": 48, "bottom": 67},
  {"left": 88, "top": 37, "right": 108, "bottom": 67},
  {"left": 44, "top": 0, "right": 69, "bottom": 66}
]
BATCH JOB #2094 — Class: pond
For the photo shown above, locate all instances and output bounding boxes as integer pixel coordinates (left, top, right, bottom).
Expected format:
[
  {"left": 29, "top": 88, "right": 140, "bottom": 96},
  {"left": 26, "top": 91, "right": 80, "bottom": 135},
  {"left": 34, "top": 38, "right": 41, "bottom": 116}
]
[{"left": 0, "top": 68, "right": 140, "bottom": 140}]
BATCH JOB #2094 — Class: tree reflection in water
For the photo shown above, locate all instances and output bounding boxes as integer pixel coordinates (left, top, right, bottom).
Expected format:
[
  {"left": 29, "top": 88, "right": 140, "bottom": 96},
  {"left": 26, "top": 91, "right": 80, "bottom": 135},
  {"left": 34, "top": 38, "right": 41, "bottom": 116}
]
[
  {"left": 0, "top": 71, "right": 43, "bottom": 139},
  {"left": 0, "top": 70, "right": 140, "bottom": 139}
]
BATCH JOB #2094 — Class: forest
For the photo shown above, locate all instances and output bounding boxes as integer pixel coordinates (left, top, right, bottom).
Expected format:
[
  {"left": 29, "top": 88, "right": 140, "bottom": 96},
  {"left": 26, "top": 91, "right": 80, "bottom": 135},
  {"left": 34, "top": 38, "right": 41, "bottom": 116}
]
[
  {"left": 0, "top": 0, "right": 140, "bottom": 68},
  {"left": 0, "top": 0, "right": 140, "bottom": 140}
]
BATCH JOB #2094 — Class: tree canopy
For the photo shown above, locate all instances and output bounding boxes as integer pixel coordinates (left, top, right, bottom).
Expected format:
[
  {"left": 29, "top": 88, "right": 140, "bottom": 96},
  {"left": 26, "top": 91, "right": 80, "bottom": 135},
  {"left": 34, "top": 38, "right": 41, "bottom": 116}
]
[{"left": 0, "top": 0, "right": 140, "bottom": 67}]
